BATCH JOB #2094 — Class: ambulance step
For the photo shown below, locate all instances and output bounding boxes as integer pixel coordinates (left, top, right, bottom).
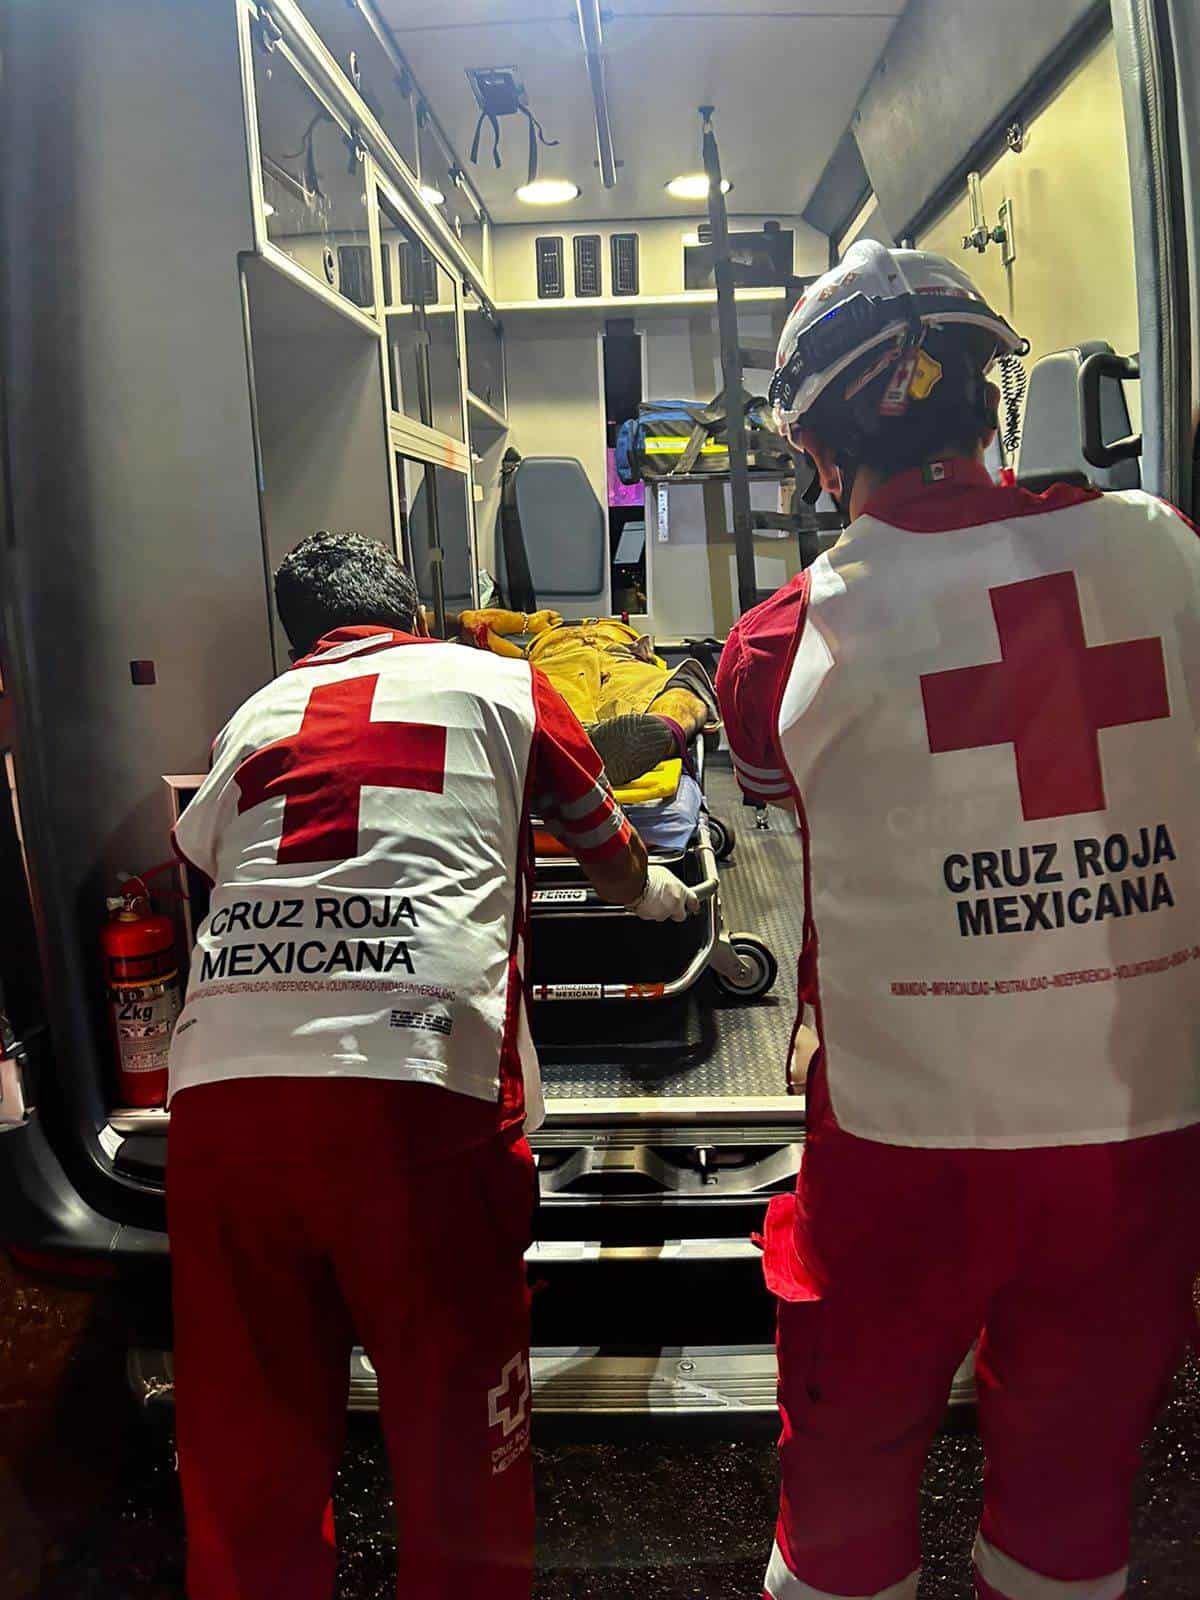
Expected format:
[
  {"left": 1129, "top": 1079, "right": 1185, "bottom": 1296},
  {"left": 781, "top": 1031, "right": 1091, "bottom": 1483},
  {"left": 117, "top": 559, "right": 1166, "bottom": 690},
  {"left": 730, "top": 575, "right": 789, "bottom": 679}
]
[{"left": 128, "top": 1345, "right": 978, "bottom": 1418}]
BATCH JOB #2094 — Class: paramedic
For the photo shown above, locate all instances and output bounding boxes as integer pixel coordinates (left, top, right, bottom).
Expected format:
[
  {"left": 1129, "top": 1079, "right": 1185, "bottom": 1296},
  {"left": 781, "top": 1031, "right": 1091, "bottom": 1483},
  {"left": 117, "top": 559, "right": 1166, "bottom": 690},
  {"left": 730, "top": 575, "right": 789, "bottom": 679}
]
[
  {"left": 716, "top": 239, "right": 1200, "bottom": 1600},
  {"left": 167, "top": 530, "right": 698, "bottom": 1600}
]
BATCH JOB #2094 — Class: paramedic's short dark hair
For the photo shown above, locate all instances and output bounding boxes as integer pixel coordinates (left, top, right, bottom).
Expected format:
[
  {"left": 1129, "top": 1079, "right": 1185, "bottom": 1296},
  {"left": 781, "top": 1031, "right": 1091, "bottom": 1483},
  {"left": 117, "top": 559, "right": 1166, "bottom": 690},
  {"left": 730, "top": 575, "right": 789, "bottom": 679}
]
[{"left": 274, "top": 531, "right": 420, "bottom": 656}]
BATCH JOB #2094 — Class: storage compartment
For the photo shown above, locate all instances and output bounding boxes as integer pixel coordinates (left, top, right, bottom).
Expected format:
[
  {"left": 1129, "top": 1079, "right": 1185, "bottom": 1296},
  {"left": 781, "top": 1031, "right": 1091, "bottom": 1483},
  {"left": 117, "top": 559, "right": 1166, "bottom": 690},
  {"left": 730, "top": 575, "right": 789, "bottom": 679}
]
[
  {"left": 242, "top": 254, "right": 394, "bottom": 668},
  {"left": 252, "top": 38, "right": 374, "bottom": 314}
]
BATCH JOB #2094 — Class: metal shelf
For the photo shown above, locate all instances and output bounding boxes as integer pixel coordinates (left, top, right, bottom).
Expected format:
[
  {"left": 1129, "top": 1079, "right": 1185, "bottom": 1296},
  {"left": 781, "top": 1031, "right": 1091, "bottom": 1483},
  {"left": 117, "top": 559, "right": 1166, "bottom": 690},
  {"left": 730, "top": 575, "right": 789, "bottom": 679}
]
[
  {"left": 494, "top": 287, "right": 787, "bottom": 317},
  {"left": 649, "top": 466, "right": 795, "bottom": 488}
]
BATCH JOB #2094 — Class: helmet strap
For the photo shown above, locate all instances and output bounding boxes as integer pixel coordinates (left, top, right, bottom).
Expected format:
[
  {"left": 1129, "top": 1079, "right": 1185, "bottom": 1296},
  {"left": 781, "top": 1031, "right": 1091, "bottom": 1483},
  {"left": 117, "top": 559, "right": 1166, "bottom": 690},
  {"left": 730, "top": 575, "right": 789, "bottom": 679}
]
[{"left": 832, "top": 455, "right": 859, "bottom": 523}]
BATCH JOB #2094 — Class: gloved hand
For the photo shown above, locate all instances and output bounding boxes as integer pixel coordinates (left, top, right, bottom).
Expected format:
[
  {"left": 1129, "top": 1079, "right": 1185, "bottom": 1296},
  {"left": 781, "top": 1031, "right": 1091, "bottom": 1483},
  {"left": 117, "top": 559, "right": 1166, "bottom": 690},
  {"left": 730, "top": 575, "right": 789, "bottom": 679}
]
[{"left": 630, "top": 865, "right": 701, "bottom": 923}]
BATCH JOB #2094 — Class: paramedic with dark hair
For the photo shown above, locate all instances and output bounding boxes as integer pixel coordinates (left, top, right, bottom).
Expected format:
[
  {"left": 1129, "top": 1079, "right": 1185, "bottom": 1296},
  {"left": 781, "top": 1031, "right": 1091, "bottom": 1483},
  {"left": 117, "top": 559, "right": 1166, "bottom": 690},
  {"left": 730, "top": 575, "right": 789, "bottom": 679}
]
[
  {"left": 716, "top": 241, "right": 1200, "bottom": 1600},
  {"left": 167, "top": 529, "right": 698, "bottom": 1600}
]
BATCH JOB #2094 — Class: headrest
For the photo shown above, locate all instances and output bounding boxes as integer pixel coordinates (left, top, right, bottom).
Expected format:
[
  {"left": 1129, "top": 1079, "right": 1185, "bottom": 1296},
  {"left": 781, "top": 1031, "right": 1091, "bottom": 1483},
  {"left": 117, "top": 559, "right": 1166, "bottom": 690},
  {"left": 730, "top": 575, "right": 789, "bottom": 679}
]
[
  {"left": 1017, "top": 342, "right": 1140, "bottom": 493},
  {"left": 511, "top": 458, "right": 605, "bottom": 598}
]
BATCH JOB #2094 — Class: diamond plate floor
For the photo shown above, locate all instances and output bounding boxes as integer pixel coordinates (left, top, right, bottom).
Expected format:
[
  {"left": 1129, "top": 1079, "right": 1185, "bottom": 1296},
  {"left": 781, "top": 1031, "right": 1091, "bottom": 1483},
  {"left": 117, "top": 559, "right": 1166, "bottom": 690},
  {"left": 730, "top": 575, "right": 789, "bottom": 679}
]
[{"left": 541, "top": 768, "right": 801, "bottom": 1101}]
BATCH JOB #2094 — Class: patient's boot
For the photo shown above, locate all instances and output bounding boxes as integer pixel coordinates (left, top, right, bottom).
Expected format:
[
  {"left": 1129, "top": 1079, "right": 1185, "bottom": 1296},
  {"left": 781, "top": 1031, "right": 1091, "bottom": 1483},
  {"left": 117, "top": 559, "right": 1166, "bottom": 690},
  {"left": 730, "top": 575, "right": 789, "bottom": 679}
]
[{"left": 587, "top": 713, "right": 679, "bottom": 788}]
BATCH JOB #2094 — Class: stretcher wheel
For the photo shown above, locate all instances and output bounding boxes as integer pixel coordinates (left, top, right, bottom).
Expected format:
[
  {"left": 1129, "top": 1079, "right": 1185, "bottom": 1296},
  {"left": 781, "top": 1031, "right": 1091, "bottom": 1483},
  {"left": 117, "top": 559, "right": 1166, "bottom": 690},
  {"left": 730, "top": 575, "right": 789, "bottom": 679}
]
[
  {"left": 708, "top": 814, "right": 736, "bottom": 861},
  {"left": 713, "top": 934, "right": 778, "bottom": 1001}
]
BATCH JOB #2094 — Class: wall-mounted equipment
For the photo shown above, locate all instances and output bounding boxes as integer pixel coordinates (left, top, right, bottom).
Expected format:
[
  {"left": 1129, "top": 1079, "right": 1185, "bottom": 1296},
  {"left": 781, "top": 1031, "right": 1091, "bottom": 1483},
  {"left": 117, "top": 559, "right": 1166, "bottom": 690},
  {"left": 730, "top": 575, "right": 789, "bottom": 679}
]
[
  {"left": 466, "top": 66, "right": 559, "bottom": 187},
  {"left": 683, "top": 223, "right": 793, "bottom": 291},
  {"left": 961, "top": 171, "right": 1013, "bottom": 259},
  {"left": 611, "top": 233, "right": 639, "bottom": 297},
  {"left": 535, "top": 236, "right": 566, "bottom": 299},
  {"left": 997, "top": 197, "right": 1017, "bottom": 267},
  {"left": 573, "top": 234, "right": 602, "bottom": 297}
]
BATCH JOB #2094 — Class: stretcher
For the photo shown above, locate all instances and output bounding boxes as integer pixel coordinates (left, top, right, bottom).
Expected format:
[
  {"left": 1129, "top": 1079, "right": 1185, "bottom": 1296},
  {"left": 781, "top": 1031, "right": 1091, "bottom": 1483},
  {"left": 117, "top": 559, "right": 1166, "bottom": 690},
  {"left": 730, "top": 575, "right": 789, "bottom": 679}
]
[{"left": 528, "top": 739, "right": 778, "bottom": 1066}]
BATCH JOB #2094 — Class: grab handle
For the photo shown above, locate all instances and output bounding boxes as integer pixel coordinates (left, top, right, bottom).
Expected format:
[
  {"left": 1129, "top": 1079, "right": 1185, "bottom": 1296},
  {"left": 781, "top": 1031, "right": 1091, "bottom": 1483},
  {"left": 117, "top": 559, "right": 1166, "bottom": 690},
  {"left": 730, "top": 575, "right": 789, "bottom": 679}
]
[{"left": 1078, "top": 350, "right": 1141, "bottom": 470}]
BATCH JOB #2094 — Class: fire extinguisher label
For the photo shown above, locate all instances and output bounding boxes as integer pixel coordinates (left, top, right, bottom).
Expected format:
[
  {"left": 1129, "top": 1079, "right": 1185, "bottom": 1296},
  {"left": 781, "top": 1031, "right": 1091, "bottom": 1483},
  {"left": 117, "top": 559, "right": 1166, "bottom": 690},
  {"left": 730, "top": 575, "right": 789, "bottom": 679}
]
[{"left": 112, "top": 981, "right": 181, "bottom": 1074}]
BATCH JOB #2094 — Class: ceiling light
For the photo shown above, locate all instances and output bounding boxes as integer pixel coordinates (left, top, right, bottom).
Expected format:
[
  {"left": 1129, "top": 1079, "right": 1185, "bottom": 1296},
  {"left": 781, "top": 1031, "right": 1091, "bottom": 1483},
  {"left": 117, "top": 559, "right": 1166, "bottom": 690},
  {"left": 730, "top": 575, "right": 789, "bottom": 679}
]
[
  {"left": 421, "top": 184, "right": 446, "bottom": 207},
  {"left": 263, "top": 201, "right": 276, "bottom": 217},
  {"left": 666, "top": 173, "right": 731, "bottom": 201},
  {"left": 515, "top": 178, "right": 580, "bottom": 206}
]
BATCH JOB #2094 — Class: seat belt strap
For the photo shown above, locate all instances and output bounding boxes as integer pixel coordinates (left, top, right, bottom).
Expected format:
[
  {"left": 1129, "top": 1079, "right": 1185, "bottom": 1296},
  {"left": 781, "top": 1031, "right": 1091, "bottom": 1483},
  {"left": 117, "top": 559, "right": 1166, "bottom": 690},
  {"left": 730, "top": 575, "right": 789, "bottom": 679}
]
[{"left": 498, "top": 454, "right": 538, "bottom": 615}]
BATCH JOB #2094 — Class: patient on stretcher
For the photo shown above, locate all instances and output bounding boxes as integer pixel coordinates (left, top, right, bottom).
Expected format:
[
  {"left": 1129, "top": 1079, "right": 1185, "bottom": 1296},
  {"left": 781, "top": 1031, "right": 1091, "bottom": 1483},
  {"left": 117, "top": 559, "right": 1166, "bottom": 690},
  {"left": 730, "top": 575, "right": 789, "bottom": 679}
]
[{"left": 449, "top": 609, "right": 720, "bottom": 788}]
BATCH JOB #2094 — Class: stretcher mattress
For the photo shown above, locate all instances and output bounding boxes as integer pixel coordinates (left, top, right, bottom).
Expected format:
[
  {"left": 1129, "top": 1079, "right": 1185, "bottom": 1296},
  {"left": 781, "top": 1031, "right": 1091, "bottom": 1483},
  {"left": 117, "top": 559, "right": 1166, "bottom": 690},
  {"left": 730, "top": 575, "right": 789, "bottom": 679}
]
[
  {"left": 624, "top": 772, "right": 703, "bottom": 852},
  {"left": 535, "top": 758, "right": 701, "bottom": 856}
]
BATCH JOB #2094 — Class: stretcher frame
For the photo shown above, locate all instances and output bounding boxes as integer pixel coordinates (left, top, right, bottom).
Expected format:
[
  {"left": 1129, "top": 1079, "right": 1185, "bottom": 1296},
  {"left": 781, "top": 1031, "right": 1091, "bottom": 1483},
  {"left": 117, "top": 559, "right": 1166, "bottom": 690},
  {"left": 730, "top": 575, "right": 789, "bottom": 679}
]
[
  {"left": 528, "top": 738, "right": 773, "bottom": 1011},
  {"left": 529, "top": 818, "right": 757, "bottom": 1003}
]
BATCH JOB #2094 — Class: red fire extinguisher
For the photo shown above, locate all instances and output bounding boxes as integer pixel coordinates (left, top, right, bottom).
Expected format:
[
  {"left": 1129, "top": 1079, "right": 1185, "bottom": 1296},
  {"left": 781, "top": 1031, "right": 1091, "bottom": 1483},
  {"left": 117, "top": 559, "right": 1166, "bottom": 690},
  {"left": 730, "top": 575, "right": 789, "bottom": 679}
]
[{"left": 102, "top": 876, "right": 181, "bottom": 1108}]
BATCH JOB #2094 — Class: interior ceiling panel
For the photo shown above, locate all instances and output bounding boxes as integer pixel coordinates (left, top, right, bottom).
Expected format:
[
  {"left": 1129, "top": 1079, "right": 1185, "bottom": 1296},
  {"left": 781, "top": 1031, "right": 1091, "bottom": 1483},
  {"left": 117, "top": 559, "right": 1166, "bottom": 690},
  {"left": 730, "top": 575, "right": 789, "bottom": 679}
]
[{"left": 377, "top": 2, "right": 903, "bottom": 224}]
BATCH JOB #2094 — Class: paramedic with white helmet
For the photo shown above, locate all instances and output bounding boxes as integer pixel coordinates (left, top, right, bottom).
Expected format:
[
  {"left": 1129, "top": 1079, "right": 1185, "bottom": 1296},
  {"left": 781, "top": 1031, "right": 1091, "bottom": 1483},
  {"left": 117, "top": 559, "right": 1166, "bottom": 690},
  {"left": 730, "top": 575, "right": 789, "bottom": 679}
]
[
  {"left": 716, "top": 239, "right": 1200, "bottom": 1600},
  {"left": 167, "top": 530, "right": 697, "bottom": 1600}
]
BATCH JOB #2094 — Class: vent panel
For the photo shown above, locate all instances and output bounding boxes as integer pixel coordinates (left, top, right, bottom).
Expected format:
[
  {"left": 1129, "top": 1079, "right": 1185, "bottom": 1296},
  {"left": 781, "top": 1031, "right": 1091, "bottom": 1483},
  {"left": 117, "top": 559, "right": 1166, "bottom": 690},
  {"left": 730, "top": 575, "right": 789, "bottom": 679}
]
[
  {"left": 536, "top": 236, "right": 565, "bottom": 299},
  {"left": 398, "top": 242, "right": 437, "bottom": 307},
  {"left": 611, "top": 233, "right": 639, "bottom": 297},
  {"left": 573, "top": 234, "right": 602, "bottom": 297}
]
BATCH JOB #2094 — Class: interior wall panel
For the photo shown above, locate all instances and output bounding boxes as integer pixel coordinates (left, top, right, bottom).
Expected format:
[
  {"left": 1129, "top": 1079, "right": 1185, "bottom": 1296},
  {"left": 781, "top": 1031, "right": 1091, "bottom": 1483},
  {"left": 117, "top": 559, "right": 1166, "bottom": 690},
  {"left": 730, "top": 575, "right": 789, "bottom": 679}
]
[
  {"left": 854, "top": 0, "right": 1105, "bottom": 235},
  {"left": 920, "top": 36, "right": 1141, "bottom": 437}
]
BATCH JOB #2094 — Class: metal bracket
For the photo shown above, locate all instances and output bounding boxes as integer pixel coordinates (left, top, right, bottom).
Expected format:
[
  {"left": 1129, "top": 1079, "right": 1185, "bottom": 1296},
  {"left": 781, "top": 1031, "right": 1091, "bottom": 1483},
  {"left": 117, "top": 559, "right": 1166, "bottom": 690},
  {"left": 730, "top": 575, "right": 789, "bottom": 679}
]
[{"left": 997, "top": 197, "right": 1016, "bottom": 267}]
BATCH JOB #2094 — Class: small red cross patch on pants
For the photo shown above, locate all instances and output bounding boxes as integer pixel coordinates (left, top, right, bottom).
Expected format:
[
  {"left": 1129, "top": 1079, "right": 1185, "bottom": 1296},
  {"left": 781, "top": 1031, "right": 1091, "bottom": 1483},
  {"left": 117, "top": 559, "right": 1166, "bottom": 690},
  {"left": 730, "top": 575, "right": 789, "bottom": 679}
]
[{"left": 920, "top": 571, "right": 1170, "bottom": 822}]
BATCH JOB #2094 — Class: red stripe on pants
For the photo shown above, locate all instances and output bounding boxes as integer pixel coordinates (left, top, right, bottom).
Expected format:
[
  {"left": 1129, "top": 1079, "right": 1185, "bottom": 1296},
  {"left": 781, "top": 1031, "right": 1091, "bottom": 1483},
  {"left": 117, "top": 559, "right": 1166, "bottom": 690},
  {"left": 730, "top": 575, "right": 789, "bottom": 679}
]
[
  {"left": 168, "top": 1078, "right": 535, "bottom": 1600},
  {"left": 768, "top": 1105, "right": 1200, "bottom": 1597}
]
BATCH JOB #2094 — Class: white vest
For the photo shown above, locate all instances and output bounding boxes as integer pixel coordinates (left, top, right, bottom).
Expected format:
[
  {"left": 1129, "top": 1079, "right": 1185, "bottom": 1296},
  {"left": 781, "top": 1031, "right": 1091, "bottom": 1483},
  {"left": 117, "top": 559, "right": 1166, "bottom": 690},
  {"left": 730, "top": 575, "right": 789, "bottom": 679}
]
[
  {"left": 170, "top": 633, "right": 544, "bottom": 1128},
  {"left": 778, "top": 489, "right": 1200, "bottom": 1147}
]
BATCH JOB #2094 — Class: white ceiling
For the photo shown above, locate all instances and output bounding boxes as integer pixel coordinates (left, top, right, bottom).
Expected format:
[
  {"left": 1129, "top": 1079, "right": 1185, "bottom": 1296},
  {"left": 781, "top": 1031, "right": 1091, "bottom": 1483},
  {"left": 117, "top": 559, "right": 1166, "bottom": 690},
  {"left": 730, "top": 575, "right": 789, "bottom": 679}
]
[{"left": 377, "top": 1, "right": 904, "bottom": 225}]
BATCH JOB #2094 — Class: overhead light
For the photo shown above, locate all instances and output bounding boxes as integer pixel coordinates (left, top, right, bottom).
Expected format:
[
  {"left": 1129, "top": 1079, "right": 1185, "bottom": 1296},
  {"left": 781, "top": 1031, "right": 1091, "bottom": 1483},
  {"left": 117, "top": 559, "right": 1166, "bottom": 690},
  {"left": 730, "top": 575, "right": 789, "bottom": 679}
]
[
  {"left": 421, "top": 184, "right": 446, "bottom": 207},
  {"left": 515, "top": 178, "right": 580, "bottom": 206},
  {"left": 666, "top": 173, "right": 731, "bottom": 201},
  {"left": 263, "top": 202, "right": 276, "bottom": 217}
]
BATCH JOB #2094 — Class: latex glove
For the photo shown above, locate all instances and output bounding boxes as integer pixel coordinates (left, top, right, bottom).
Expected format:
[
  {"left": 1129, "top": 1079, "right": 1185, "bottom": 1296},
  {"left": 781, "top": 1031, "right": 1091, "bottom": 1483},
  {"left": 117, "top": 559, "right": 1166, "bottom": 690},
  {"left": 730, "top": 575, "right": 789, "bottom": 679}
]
[{"left": 630, "top": 865, "right": 701, "bottom": 923}]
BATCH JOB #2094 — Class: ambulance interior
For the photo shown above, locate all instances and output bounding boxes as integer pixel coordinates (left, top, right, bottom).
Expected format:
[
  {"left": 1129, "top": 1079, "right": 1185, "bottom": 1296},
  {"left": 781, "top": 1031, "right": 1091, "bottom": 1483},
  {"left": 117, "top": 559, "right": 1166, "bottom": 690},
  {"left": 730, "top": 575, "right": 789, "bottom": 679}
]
[{"left": 0, "top": 0, "right": 1176, "bottom": 1413}]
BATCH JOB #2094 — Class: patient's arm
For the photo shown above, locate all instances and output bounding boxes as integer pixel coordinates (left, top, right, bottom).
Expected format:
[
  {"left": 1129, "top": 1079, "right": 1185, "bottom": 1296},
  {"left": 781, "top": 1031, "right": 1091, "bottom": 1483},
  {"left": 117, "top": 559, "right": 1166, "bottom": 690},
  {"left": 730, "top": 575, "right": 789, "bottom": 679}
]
[{"left": 453, "top": 607, "right": 563, "bottom": 657}]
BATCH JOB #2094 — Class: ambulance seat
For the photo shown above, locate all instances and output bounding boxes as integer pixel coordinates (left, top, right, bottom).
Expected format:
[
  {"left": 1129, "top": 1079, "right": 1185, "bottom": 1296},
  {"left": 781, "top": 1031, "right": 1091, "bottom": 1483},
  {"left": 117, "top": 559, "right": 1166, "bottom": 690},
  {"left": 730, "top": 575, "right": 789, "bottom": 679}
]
[
  {"left": 495, "top": 456, "right": 608, "bottom": 620},
  {"left": 1017, "top": 341, "right": 1140, "bottom": 493}
]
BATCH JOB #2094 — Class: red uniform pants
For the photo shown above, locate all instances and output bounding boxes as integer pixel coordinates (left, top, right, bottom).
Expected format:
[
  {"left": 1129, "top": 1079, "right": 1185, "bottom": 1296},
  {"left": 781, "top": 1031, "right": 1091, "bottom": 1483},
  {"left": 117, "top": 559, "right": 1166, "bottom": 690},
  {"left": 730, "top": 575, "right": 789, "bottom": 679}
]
[
  {"left": 168, "top": 1078, "right": 537, "bottom": 1600},
  {"left": 761, "top": 1108, "right": 1200, "bottom": 1600}
]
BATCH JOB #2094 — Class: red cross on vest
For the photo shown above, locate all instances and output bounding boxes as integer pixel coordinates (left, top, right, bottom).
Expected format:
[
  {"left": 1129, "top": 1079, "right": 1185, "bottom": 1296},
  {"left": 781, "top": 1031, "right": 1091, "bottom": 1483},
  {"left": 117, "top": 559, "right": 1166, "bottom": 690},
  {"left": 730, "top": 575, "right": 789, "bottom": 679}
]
[
  {"left": 920, "top": 571, "right": 1170, "bottom": 822},
  {"left": 235, "top": 675, "right": 447, "bottom": 864}
]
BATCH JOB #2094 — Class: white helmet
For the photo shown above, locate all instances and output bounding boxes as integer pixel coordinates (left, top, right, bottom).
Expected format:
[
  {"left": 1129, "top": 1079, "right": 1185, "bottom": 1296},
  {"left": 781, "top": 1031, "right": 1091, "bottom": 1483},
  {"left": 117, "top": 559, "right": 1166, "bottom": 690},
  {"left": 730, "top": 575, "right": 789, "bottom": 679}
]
[{"left": 770, "top": 239, "right": 1028, "bottom": 434}]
